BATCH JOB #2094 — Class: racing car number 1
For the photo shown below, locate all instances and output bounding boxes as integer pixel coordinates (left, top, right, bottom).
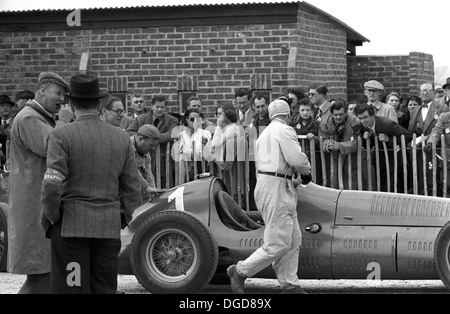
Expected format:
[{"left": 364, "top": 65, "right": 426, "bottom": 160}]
[{"left": 168, "top": 186, "right": 185, "bottom": 211}]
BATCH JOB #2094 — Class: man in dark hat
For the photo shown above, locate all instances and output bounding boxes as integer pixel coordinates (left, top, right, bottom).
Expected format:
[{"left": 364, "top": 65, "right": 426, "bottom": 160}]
[
  {"left": 8, "top": 72, "right": 70, "bottom": 294},
  {"left": 40, "top": 74, "right": 141, "bottom": 294},
  {"left": 441, "top": 77, "right": 450, "bottom": 107},
  {"left": 0, "top": 95, "right": 14, "bottom": 165}
]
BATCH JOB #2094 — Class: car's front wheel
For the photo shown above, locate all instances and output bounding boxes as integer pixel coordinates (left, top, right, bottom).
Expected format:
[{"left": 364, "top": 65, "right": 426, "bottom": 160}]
[
  {"left": 435, "top": 221, "right": 450, "bottom": 290},
  {"left": 130, "top": 210, "right": 218, "bottom": 294},
  {"left": 0, "top": 202, "right": 8, "bottom": 272}
]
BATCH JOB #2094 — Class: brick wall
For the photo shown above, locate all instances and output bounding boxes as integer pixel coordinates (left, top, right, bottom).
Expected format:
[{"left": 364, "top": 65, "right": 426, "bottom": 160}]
[
  {"left": 295, "top": 6, "right": 348, "bottom": 99},
  {"left": 347, "top": 52, "right": 434, "bottom": 103},
  {"left": 0, "top": 4, "right": 354, "bottom": 118}
]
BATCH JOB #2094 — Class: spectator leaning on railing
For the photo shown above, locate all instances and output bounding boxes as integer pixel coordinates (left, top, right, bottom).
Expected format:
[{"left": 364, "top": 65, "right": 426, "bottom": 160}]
[
  {"left": 320, "top": 100, "right": 361, "bottom": 190},
  {"left": 355, "top": 103, "right": 412, "bottom": 193}
]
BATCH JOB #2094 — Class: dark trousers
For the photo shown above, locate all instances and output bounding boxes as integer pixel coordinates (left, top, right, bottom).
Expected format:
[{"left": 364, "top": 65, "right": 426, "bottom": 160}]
[{"left": 50, "top": 222, "right": 121, "bottom": 294}]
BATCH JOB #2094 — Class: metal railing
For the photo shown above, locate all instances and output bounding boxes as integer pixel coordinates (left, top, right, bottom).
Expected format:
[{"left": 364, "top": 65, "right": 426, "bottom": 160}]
[{"left": 145, "top": 133, "right": 450, "bottom": 209}]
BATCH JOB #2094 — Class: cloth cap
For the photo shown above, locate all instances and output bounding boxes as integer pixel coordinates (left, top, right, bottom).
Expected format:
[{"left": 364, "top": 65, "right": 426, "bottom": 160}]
[
  {"left": 137, "top": 124, "right": 160, "bottom": 139},
  {"left": 0, "top": 94, "right": 14, "bottom": 106},
  {"left": 268, "top": 98, "right": 291, "bottom": 120},
  {"left": 38, "top": 72, "right": 70, "bottom": 93},
  {"left": 364, "top": 80, "right": 384, "bottom": 91}
]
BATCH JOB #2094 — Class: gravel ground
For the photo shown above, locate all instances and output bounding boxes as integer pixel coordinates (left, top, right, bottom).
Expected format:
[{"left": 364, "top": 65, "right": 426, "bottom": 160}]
[{"left": 0, "top": 272, "right": 448, "bottom": 294}]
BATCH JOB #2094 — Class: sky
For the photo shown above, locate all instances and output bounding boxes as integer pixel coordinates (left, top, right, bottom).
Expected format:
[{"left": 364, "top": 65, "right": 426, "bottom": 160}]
[{"left": 1, "top": 0, "right": 449, "bottom": 83}]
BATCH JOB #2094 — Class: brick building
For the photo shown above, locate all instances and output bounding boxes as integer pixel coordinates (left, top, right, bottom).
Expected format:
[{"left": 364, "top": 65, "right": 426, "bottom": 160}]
[{"left": 0, "top": 1, "right": 434, "bottom": 117}]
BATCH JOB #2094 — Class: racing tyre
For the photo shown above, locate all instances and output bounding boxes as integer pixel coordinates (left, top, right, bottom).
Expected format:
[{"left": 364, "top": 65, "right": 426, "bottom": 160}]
[
  {"left": 130, "top": 210, "right": 218, "bottom": 294},
  {"left": 435, "top": 221, "right": 450, "bottom": 290},
  {"left": 0, "top": 202, "right": 8, "bottom": 272}
]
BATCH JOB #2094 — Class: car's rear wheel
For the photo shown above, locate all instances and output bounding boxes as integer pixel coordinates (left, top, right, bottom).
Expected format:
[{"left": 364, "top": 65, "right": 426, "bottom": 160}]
[
  {"left": 0, "top": 202, "right": 8, "bottom": 272},
  {"left": 130, "top": 210, "right": 218, "bottom": 294},
  {"left": 435, "top": 221, "right": 450, "bottom": 290}
]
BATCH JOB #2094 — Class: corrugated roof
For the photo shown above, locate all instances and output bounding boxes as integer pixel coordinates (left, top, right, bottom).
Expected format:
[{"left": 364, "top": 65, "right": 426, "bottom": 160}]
[
  {"left": 0, "top": 0, "right": 369, "bottom": 44},
  {"left": 0, "top": 0, "right": 296, "bottom": 12}
]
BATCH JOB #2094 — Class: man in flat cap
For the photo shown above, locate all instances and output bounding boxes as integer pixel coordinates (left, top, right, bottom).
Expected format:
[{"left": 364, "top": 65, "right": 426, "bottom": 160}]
[
  {"left": 364, "top": 80, "right": 398, "bottom": 123},
  {"left": 227, "top": 97, "right": 312, "bottom": 294},
  {"left": 40, "top": 74, "right": 141, "bottom": 294},
  {"left": 131, "top": 124, "right": 166, "bottom": 203},
  {"left": 8, "top": 72, "right": 70, "bottom": 294}
]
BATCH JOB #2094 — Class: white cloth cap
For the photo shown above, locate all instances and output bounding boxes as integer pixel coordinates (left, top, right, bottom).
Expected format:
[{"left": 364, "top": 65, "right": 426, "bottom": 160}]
[{"left": 268, "top": 98, "right": 291, "bottom": 120}]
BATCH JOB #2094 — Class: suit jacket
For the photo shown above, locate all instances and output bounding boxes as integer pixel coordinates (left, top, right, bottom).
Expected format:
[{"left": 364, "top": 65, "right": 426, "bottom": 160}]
[
  {"left": 374, "top": 116, "right": 412, "bottom": 148},
  {"left": 408, "top": 100, "right": 449, "bottom": 138},
  {"left": 428, "top": 112, "right": 450, "bottom": 148},
  {"left": 320, "top": 114, "right": 360, "bottom": 155},
  {"left": 236, "top": 108, "right": 257, "bottom": 128},
  {"left": 126, "top": 112, "right": 178, "bottom": 144},
  {"left": 41, "top": 114, "right": 141, "bottom": 239},
  {"left": 316, "top": 101, "right": 333, "bottom": 123},
  {"left": 440, "top": 96, "right": 450, "bottom": 107},
  {"left": 120, "top": 115, "right": 134, "bottom": 131}
]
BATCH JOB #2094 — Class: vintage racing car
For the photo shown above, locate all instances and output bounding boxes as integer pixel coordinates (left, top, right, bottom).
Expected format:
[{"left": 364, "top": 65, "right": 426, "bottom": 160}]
[
  {"left": 117, "top": 174, "right": 450, "bottom": 294},
  {"left": 1, "top": 174, "right": 450, "bottom": 294}
]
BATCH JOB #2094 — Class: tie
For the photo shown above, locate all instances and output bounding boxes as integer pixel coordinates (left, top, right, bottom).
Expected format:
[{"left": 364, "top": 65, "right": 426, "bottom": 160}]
[
  {"left": 153, "top": 118, "right": 160, "bottom": 127},
  {"left": 240, "top": 112, "right": 245, "bottom": 124},
  {"left": 2, "top": 120, "right": 7, "bottom": 131},
  {"left": 315, "top": 109, "right": 322, "bottom": 121}
]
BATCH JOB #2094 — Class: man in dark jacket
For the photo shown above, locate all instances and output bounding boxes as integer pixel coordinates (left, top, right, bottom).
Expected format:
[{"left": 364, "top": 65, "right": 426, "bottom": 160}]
[
  {"left": 127, "top": 95, "right": 179, "bottom": 188},
  {"left": 355, "top": 104, "right": 412, "bottom": 193},
  {"left": 41, "top": 74, "right": 141, "bottom": 294},
  {"left": 408, "top": 83, "right": 449, "bottom": 194}
]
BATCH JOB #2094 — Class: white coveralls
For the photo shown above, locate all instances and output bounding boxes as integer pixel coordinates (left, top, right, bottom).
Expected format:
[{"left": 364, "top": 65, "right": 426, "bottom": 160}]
[{"left": 236, "top": 119, "right": 311, "bottom": 289}]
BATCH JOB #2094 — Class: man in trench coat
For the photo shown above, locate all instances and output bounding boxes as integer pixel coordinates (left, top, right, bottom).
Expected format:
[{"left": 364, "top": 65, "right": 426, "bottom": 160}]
[{"left": 8, "top": 72, "right": 70, "bottom": 294}]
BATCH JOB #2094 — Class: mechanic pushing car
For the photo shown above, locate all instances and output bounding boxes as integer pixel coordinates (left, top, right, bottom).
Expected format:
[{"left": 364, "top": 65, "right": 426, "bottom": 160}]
[{"left": 227, "top": 96, "right": 312, "bottom": 294}]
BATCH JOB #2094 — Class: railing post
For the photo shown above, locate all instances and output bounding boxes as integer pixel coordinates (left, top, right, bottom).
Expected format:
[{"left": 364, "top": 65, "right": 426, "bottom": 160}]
[
  {"left": 412, "top": 134, "right": 418, "bottom": 195},
  {"left": 401, "top": 135, "right": 408, "bottom": 194},
  {"left": 366, "top": 137, "right": 373, "bottom": 191},
  {"left": 393, "top": 136, "right": 398, "bottom": 194},
  {"left": 357, "top": 137, "right": 363, "bottom": 191},
  {"left": 382, "top": 141, "right": 390, "bottom": 192},
  {"left": 319, "top": 136, "right": 327, "bottom": 188},
  {"left": 421, "top": 136, "right": 428, "bottom": 196},
  {"left": 432, "top": 140, "right": 437, "bottom": 197},
  {"left": 374, "top": 138, "right": 380, "bottom": 192},
  {"left": 442, "top": 134, "right": 448, "bottom": 198},
  {"left": 156, "top": 145, "right": 161, "bottom": 189}
]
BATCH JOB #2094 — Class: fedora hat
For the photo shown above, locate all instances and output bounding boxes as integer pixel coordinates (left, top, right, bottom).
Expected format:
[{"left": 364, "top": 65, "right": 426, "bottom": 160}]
[
  {"left": 65, "top": 74, "right": 107, "bottom": 100},
  {"left": 443, "top": 77, "right": 450, "bottom": 90},
  {"left": 0, "top": 94, "right": 15, "bottom": 106}
]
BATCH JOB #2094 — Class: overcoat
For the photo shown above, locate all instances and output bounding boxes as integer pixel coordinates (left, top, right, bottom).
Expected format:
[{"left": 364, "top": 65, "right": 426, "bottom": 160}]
[{"left": 8, "top": 101, "right": 55, "bottom": 274}]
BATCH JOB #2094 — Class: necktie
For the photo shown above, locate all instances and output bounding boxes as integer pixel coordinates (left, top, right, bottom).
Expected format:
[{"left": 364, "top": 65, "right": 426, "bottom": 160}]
[
  {"left": 240, "top": 112, "right": 245, "bottom": 124},
  {"left": 315, "top": 109, "right": 322, "bottom": 121},
  {"left": 2, "top": 121, "right": 7, "bottom": 131},
  {"left": 153, "top": 118, "right": 160, "bottom": 127}
]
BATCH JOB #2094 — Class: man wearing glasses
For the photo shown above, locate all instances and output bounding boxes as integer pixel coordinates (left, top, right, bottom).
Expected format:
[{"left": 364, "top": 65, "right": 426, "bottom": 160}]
[
  {"left": 308, "top": 83, "right": 332, "bottom": 125},
  {"left": 99, "top": 95, "right": 126, "bottom": 128},
  {"left": 409, "top": 82, "right": 449, "bottom": 195},
  {"left": 363, "top": 80, "right": 398, "bottom": 123}
]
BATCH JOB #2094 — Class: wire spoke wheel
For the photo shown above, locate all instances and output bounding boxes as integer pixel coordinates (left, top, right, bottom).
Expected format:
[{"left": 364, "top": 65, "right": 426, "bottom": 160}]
[
  {"left": 130, "top": 210, "right": 218, "bottom": 294},
  {"left": 147, "top": 229, "right": 197, "bottom": 282}
]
